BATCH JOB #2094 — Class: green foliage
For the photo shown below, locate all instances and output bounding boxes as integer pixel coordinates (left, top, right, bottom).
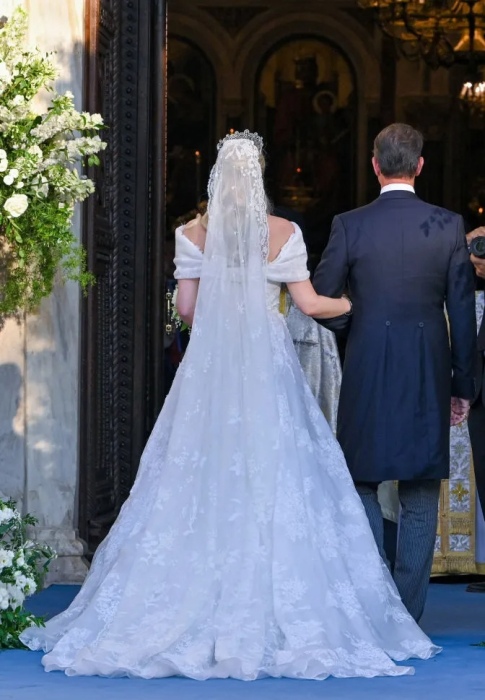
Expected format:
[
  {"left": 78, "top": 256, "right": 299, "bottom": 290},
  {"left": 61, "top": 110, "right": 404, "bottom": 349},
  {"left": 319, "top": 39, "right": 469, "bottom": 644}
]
[
  {"left": 0, "top": 498, "right": 56, "bottom": 650},
  {"left": 0, "top": 8, "right": 105, "bottom": 318},
  {"left": 0, "top": 607, "right": 45, "bottom": 650}
]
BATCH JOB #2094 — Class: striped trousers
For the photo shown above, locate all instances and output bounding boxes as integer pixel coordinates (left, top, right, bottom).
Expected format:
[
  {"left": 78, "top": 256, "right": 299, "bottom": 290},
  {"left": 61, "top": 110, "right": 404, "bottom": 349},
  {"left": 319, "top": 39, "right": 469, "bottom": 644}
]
[{"left": 356, "top": 479, "right": 441, "bottom": 622}]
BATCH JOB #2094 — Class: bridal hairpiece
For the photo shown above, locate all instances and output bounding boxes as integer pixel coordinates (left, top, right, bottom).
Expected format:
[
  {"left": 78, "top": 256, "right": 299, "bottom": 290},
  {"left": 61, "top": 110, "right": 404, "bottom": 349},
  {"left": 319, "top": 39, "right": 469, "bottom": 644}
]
[{"left": 217, "top": 129, "right": 264, "bottom": 154}]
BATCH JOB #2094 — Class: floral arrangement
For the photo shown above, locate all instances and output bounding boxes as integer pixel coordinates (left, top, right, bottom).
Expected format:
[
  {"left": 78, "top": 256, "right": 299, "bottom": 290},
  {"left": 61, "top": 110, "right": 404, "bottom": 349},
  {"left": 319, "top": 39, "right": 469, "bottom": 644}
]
[
  {"left": 167, "top": 285, "right": 190, "bottom": 333},
  {"left": 0, "top": 498, "right": 56, "bottom": 649},
  {"left": 0, "top": 7, "right": 106, "bottom": 318}
]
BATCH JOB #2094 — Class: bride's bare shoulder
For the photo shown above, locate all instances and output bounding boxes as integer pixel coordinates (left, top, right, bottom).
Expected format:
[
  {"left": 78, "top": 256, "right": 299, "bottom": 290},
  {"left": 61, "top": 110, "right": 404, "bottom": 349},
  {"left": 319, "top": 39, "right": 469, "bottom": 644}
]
[
  {"left": 267, "top": 214, "right": 294, "bottom": 234},
  {"left": 267, "top": 215, "right": 296, "bottom": 261},
  {"left": 268, "top": 215, "right": 295, "bottom": 244},
  {"left": 181, "top": 213, "right": 208, "bottom": 251}
]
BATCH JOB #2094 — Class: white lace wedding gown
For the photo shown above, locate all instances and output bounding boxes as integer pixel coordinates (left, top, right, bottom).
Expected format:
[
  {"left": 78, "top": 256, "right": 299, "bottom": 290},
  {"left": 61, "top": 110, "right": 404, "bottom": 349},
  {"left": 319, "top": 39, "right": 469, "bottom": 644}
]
[{"left": 21, "top": 224, "right": 440, "bottom": 679}]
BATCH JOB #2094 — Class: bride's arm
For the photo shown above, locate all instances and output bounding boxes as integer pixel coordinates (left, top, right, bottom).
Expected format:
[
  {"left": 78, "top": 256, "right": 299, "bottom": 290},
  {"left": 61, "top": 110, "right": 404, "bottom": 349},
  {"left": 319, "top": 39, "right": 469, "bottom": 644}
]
[
  {"left": 286, "top": 280, "right": 351, "bottom": 319},
  {"left": 174, "top": 217, "right": 206, "bottom": 325},
  {"left": 176, "top": 278, "right": 199, "bottom": 325}
]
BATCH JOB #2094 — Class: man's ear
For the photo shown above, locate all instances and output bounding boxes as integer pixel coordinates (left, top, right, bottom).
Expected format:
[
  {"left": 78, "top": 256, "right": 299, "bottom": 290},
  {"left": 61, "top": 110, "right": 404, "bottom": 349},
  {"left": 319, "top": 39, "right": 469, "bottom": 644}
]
[
  {"left": 416, "top": 156, "right": 424, "bottom": 177},
  {"left": 372, "top": 156, "right": 381, "bottom": 177}
]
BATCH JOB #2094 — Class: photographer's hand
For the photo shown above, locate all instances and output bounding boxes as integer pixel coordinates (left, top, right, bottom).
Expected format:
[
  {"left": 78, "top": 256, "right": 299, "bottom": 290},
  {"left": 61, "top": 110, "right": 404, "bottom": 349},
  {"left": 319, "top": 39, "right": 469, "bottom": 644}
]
[
  {"left": 466, "top": 226, "right": 485, "bottom": 246},
  {"left": 471, "top": 254, "right": 485, "bottom": 279}
]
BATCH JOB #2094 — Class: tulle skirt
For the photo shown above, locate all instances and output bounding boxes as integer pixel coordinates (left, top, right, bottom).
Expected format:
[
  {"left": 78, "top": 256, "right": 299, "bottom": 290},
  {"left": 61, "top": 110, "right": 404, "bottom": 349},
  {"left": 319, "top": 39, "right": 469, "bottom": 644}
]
[{"left": 20, "top": 315, "right": 440, "bottom": 679}]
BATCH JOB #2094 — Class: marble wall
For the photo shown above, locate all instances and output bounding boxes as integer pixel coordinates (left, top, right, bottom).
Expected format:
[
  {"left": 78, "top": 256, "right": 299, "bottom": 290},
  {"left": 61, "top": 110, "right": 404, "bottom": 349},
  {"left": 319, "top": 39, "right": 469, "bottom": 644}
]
[{"left": 0, "top": 0, "right": 87, "bottom": 582}]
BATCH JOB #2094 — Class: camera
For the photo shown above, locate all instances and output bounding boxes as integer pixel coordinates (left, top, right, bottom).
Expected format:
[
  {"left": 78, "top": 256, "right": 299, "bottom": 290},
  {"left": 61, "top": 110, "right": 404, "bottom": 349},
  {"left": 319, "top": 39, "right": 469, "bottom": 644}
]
[{"left": 469, "top": 236, "right": 485, "bottom": 259}]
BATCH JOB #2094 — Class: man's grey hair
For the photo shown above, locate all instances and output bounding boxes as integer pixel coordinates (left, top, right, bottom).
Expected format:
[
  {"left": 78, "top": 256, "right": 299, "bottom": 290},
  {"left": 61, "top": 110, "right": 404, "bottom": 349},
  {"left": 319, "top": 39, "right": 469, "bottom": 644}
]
[{"left": 373, "top": 123, "right": 424, "bottom": 178}]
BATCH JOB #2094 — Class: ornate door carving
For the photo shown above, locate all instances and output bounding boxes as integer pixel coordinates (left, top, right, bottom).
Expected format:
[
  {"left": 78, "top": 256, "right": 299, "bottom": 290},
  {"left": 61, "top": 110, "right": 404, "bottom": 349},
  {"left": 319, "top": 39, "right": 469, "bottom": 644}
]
[{"left": 79, "top": 0, "right": 167, "bottom": 555}]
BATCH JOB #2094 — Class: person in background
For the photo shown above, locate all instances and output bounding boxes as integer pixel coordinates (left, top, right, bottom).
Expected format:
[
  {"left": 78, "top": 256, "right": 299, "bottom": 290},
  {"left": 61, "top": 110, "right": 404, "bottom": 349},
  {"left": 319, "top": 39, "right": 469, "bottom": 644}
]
[{"left": 465, "top": 226, "right": 485, "bottom": 593}]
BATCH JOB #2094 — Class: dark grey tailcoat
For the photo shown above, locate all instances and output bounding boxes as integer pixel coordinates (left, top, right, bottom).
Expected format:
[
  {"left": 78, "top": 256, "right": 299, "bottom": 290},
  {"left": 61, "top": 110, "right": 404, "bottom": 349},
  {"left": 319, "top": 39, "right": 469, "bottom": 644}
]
[{"left": 313, "top": 190, "right": 477, "bottom": 482}]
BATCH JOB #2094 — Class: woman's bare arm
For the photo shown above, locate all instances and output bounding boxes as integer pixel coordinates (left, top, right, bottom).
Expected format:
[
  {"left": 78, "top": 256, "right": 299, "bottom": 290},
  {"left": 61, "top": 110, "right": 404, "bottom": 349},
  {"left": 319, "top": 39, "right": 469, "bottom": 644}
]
[
  {"left": 176, "top": 278, "right": 199, "bottom": 326},
  {"left": 175, "top": 217, "right": 206, "bottom": 325},
  {"left": 287, "top": 280, "right": 351, "bottom": 318}
]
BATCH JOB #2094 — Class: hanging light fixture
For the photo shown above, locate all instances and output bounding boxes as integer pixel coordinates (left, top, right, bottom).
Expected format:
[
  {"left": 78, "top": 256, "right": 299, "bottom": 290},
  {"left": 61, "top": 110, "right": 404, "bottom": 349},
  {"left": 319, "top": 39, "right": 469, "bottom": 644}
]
[
  {"left": 459, "top": 71, "right": 485, "bottom": 111},
  {"left": 357, "top": 1, "right": 485, "bottom": 67},
  {"left": 358, "top": 1, "right": 485, "bottom": 110}
]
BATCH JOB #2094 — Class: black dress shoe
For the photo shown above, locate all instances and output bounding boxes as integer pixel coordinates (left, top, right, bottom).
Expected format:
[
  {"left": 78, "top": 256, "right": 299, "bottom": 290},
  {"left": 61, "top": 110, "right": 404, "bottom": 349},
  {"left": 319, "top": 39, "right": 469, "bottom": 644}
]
[{"left": 466, "top": 581, "right": 485, "bottom": 593}]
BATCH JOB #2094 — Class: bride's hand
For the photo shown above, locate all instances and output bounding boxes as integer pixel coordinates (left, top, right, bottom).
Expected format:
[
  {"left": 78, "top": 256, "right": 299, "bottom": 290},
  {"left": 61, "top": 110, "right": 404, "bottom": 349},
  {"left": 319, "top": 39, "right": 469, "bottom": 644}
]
[
  {"left": 286, "top": 280, "right": 353, "bottom": 319},
  {"left": 341, "top": 294, "right": 352, "bottom": 315}
]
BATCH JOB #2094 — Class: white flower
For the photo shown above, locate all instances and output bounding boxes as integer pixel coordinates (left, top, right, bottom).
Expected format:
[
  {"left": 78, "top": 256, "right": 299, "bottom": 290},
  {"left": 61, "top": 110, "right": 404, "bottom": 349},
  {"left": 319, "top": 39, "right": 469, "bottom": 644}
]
[
  {"left": 0, "top": 159, "right": 8, "bottom": 172},
  {"left": 82, "top": 112, "right": 103, "bottom": 127},
  {"left": 4, "top": 193, "right": 28, "bottom": 218},
  {"left": 0, "top": 586, "right": 9, "bottom": 610},
  {"left": 0, "top": 508, "right": 15, "bottom": 524},
  {"left": 6, "top": 583, "right": 24, "bottom": 608},
  {"left": 24, "top": 578, "right": 36, "bottom": 595},
  {"left": 0, "top": 149, "right": 6, "bottom": 159},
  {"left": 28, "top": 145, "right": 43, "bottom": 159},
  {"left": 0, "top": 548, "right": 14, "bottom": 569},
  {"left": 64, "top": 90, "right": 74, "bottom": 99},
  {"left": 3, "top": 168, "right": 19, "bottom": 185},
  {"left": 16, "top": 554, "right": 25, "bottom": 567},
  {"left": 0, "top": 62, "right": 12, "bottom": 85},
  {"left": 16, "top": 181, "right": 24, "bottom": 189},
  {"left": 11, "top": 95, "right": 24, "bottom": 106},
  {"left": 66, "top": 141, "right": 81, "bottom": 160}
]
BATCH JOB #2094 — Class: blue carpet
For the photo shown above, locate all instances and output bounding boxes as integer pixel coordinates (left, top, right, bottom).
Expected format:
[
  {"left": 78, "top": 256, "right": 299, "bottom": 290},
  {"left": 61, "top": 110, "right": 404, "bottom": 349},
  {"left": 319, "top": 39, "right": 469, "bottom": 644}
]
[{"left": 0, "top": 583, "right": 484, "bottom": 699}]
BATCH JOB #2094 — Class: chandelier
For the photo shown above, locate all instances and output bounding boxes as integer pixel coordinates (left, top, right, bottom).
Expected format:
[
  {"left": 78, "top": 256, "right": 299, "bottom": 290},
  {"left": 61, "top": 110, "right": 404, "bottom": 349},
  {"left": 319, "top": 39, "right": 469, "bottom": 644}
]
[
  {"left": 358, "top": 1, "right": 485, "bottom": 110},
  {"left": 460, "top": 70, "right": 485, "bottom": 111},
  {"left": 357, "top": 1, "right": 485, "bottom": 67}
]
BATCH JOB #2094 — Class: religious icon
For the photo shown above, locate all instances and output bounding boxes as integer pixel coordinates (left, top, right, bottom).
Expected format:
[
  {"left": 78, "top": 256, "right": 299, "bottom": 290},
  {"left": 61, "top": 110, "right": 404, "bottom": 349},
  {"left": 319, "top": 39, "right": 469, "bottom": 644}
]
[{"left": 256, "top": 39, "right": 356, "bottom": 268}]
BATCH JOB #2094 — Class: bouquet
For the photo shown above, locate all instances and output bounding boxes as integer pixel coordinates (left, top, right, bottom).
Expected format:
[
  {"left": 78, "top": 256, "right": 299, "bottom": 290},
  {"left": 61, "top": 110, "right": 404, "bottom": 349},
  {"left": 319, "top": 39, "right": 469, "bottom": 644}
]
[
  {"left": 0, "top": 498, "right": 56, "bottom": 649},
  {"left": 0, "top": 7, "right": 106, "bottom": 318},
  {"left": 166, "top": 284, "right": 190, "bottom": 333}
]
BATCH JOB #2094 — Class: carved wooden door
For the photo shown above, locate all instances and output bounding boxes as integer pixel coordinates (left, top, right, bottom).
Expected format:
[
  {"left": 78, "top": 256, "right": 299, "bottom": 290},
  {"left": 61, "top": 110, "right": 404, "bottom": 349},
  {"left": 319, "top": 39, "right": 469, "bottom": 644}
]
[{"left": 79, "top": 0, "right": 167, "bottom": 555}]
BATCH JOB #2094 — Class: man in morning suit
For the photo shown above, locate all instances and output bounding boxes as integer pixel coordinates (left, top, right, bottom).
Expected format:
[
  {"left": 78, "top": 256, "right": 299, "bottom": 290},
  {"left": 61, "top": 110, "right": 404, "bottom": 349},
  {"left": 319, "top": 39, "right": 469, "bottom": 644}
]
[{"left": 313, "top": 123, "right": 477, "bottom": 621}]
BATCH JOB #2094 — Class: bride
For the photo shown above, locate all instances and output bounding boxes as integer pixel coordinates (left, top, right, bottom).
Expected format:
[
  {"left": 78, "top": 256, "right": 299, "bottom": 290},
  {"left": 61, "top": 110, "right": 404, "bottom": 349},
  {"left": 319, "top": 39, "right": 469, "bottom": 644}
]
[{"left": 21, "top": 131, "right": 439, "bottom": 680}]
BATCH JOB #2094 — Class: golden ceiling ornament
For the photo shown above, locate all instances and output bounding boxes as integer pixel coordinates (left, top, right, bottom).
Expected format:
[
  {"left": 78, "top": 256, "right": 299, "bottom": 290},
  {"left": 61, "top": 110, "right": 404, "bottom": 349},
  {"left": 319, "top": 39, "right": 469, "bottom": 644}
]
[
  {"left": 357, "top": 1, "right": 485, "bottom": 69},
  {"left": 358, "top": 1, "right": 485, "bottom": 111}
]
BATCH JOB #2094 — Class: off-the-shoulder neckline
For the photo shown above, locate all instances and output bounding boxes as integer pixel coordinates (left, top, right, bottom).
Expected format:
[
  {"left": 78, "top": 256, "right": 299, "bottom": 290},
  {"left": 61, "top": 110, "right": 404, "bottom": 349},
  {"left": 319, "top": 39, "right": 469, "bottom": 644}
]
[
  {"left": 175, "top": 226, "right": 204, "bottom": 254},
  {"left": 270, "top": 224, "right": 302, "bottom": 264},
  {"left": 175, "top": 222, "right": 302, "bottom": 263}
]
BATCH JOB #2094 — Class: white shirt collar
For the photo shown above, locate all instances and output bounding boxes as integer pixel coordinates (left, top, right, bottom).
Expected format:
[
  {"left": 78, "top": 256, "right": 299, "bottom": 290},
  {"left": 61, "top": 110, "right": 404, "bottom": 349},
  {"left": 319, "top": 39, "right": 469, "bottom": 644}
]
[{"left": 380, "top": 183, "right": 415, "bottom": 195}]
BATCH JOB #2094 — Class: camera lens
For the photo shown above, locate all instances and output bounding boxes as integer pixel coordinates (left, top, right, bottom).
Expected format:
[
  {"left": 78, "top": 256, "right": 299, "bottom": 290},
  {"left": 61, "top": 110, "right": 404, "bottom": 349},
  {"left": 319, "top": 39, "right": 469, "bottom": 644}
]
[{"left": 470, "top": 236, "right": 485, "bottom": 259}]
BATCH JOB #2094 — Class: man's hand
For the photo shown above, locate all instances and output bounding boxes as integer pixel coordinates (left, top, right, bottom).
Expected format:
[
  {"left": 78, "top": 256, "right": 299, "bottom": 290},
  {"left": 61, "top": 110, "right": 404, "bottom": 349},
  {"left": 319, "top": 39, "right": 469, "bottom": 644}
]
[
  {"left": 450, "top": 396, "right": 470, "bottom": 426},
  {"left": 471, "top": 254, "right": 485, "bottom": 279},
  {"left": 465, "top": 225, "right": 485, "bottom": 246},
  {"left": 467, "top": 226, "right": 485, "bottom": 279}
]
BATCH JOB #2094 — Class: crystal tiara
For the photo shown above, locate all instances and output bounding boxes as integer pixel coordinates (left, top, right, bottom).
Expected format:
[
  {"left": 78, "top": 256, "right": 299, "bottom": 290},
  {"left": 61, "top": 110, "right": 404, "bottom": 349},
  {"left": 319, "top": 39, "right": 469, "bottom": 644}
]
[{"left": 217, "top": 129, "right": 264, "bottom": 153}]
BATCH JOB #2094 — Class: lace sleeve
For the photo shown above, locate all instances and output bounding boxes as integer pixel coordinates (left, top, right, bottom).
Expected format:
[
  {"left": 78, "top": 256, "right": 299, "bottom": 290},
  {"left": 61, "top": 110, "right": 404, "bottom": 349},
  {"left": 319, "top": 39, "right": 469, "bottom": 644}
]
[
  {"left": 267, "top": 225, "right": 310, "bottom": 283},
  {"left": 174, "top": 227, "right": 203, "bottom": 279}
]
